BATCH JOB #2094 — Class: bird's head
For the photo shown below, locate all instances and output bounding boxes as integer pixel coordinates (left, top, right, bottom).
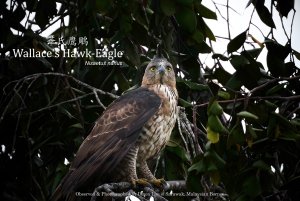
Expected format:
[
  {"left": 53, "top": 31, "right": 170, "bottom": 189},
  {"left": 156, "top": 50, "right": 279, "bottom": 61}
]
[{"left": 141, "top": 57, "right": 176, "bottom": 88}]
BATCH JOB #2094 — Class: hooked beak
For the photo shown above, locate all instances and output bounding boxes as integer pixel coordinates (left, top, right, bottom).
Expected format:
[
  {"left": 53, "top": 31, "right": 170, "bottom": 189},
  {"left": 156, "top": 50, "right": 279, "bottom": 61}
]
[
  {"left": 158, "top": 66, "right": 165, "bottom": 84},
  {"left": 158, "top": 66, "right": 165, "bottom": 75}
]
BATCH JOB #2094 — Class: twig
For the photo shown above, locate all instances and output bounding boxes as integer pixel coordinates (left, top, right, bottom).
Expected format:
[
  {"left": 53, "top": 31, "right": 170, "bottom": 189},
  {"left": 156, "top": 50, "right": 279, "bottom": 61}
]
[
  {"left": 196, "top": 95, "right": 300, "bottom": 108},
  {"left": 1, "top": 72, "right": 118, "bottom": 122},
  {"left": 226, "top": 0, "right": 231, "bottom": 40},
  {"left": 279, "top": 16, "right": 290, "bottom": 42},
  {"left": 250, "top": 75, "right": 300, "bottom": 94},
  {"left": 93, "top": 89, "right": 107, "bottom": 109},
  {"left": 3, "top": 72, "right": 119, "bottom": 99},
  {"left": 195, "top": 75, "right": 300, "bottom": 109},
  {"left": 30, "top": 92, "right": 94, "bottom": 114}
]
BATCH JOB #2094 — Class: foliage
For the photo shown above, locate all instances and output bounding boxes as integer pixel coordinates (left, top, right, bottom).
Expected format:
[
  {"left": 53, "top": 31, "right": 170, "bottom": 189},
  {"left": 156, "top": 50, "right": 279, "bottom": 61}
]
[{"left": 0, "top": 0, "right": 299, "bottom": 201}]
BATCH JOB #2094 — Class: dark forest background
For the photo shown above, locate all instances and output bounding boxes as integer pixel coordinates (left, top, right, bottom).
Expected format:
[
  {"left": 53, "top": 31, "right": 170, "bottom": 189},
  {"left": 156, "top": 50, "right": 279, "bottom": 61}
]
[{"left": 0, "top": 0, "right": 299, "bottom": 200}]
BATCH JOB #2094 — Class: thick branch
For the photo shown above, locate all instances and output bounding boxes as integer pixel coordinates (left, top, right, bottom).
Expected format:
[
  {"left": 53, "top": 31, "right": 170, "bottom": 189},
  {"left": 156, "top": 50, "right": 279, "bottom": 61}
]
[{"left": 91, "top": 180, "right": 186, "bottom": 201}]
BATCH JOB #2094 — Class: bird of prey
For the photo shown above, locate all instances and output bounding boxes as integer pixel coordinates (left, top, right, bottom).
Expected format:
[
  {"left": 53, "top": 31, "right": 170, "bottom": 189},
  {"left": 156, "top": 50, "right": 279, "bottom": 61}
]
[{"left": 52, "top": 57, "right": 178, "bottom": 200}]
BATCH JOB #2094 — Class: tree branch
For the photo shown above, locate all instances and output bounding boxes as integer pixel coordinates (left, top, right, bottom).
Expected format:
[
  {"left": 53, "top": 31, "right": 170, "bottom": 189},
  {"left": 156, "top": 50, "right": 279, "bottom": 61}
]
[
  {"left": 91, "top": 180, "right": 186, "bottom": 201},
  {"left": 1, "top": 72, "right": 118, "bottom": 123},
  {"left": 30, "top": 92, "right": 94, "bottom": 114},
  {"left": 196, "top": 94, "right": 300, "bottom": 108},
  {"left": 3, "top": 72, "right": 119, "bottom": 99}
]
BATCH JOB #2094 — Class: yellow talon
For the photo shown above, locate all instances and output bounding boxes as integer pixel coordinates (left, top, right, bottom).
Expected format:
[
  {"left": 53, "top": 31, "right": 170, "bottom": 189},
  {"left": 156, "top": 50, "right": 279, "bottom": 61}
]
[
  {"left": 131, "top": 178, "right": 166, "bottom": 188},
  {"left": 131, "top": 178, "right": 151, "bottom": 188},
  {"left": 149, "top": 178, "right": 166, "bottom": 188}
]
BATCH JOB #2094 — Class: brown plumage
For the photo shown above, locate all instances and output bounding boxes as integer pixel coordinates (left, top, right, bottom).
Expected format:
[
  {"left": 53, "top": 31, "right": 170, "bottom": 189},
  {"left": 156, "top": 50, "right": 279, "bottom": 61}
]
[{"left": 51, "top": 57, "right": 178, "bottom": 200}]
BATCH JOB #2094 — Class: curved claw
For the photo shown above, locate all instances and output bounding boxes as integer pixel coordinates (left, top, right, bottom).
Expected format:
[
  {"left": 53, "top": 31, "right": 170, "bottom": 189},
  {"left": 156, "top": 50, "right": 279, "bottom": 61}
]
[
  {"left": 149, "top": 178, "right": 166, "bottom": 188},
  {"left": 131, "top": 178, "right": 152, "bottom": 188},
  {"left": 131, "top": 178, "right": 166, "bottom": 189}
]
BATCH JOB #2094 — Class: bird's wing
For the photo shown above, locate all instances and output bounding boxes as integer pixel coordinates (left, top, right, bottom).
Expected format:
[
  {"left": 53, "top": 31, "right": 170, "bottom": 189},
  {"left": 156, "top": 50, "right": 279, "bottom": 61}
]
[{"left": 60, "top": 87, "right": 161, "bottom": 194}]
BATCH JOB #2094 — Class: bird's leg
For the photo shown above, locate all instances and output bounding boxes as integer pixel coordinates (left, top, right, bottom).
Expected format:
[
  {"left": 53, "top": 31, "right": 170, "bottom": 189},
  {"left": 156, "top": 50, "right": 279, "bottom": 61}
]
[
  {"left": 136, "top": 160, "right": 166, "bottom": 188},
  {"left": 120, "top": 146, "right": 139, "bottom": 183},
  {"left": 137, "top": 160, "right": 155, "bottom": 180}
]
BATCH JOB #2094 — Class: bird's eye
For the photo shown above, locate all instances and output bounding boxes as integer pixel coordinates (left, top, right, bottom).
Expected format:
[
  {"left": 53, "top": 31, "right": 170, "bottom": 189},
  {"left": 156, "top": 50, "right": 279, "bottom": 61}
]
[
  {"left": 166, "top": 66, "right": 172, "bottom": 71},
  {"left": 149, "top": 66, "right": 156, "bottom": 72}
]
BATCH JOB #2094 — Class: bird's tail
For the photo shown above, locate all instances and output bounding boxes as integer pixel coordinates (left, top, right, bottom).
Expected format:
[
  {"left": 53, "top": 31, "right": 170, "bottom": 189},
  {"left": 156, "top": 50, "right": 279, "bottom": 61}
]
[
  {"left": 50, "top": 183, "right": 63, "bottom": 201},
  {"left": 50, "top": 171, "right": 79, "bottom": 201},
  {"left": 50, "top": 184, "right": 77, "bottom": 201}
]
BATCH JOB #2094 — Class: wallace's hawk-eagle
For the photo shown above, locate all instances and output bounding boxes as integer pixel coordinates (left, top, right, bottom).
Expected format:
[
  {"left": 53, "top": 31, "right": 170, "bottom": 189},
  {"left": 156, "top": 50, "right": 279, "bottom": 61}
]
[{"left": 52, "top": 57, "right": 178, "bottom": 200}]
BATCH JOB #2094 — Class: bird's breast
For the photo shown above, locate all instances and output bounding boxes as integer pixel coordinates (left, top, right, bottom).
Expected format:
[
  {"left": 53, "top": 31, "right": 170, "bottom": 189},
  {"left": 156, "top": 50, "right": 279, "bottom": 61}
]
[{"left": 137, "top": 84, "right": 178, "bottom": 160}]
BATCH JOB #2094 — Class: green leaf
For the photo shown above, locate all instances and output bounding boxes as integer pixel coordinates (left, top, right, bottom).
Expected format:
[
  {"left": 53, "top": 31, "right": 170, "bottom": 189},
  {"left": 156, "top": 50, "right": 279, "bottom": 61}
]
[
  {"left": 276, "top": 0, "right": 294, "bottom": 17},
  {"left": 243, "top": 176, "right": 261, "bottom": 197},
  {"left": 254, "top": 2, "right": 276, "bottom": 28},
  {"left": 178, "top": 79, "right": 208, "bottom": 91},
  {"left": 187, "top": 171, "right": 204, "bottom": 193},
  {"left": 13, "top": 4, "right": 26, "bottom": 23},
  {"left": 227, "top": 31, "right": 247, "bottom": 53},
  {"left": 264, "top": 100, "right": 278, "bottom": 110},
  {"left": 25, "top": 0, "right": 36, "bottom": 12},
  {"left": 291, "top": 119, "right": 300, "bottom": 127},
  {"left": 207, "top": 126, "right": 220, "bottom": 143},
  {"left": 207, "top": 115, "right": 227, "bottom": 133},
  {"left": 122, "top": 38, "right": 140, "bottom": 66},
  {"left": 196, "top": 4, "right": 217, "bottom": 20},
  {"left": 225, "top": 73, "right": 242, "bottom": 90},
  {"left": 212, "top": 53, "right": 229, "bottom": 61},
  {"left": 227, "top": 123, "right": 245, "bottom": 147},
  {"left": 230, "top": 55, "right": 262, "bottom": 88},
  {"left": 197, "top": 17, "right": 216, "bottom": 41},
  {"left": 198, "top": 41, "right": 212, "bottom": 53},
  {"left": 179, "top": 98, "right": 193, "bottom": 108},
  {"left": 213, "top": 67, "right": 232, "bottom": 86},
  {"left": 207, "top": 150, "right": 226, "bottom": 168},
  {"left": 206, "top": 159, "right": 218, "bottom": 171},
  {"left": 266, "top": 84, "right": 285, "bottom": 95},
  {"left": 267, "top": 114, "right": 277, "bottom": 137},
  {"left": 35, "top": 0, "right": 57, "bottom": 28},
  {"left": 236, "top": 194, "right": 251, "bottom": 201},
  {"left": 208, "top": 100, "right": 223, "bottom": 116},
  {"left": 253, "top": 160, "right": 270, "bottom": 171},
  {"left": 115, "top": 71, "right": 130, "bottom": 92},
  {"left": 217, "top": 91, "right": 231, "bottom": 100},
  {"left": 95, "top": 0, "right": 112, "bottom": 13},
  {"left": 160, "top": 0, "right": 176, "bottom": 16},
  {"left": 230, "top": 55, "right": 249, "bottom": 70},
  {"left": 192, "top": 30, "right": 204, "bottom": 44},
  {"left": 120, "top": 15, "right": 132, "bottom": 33},
  {"left": 189, "top": 157, "right": 207, "bottom": 173},
  {"left": 266, "top": 52, "right": 285, "bottom": 77},
  {"left": 175, "top": 7, "right": 197, "bottom": 33},
  {"left": 243, "top": 48, "right": 263, "bottom": 59},
  {"left": 210, "top": 171, "right": 220, "bottom": 185},
  {"left": 69, "top": 123, "right": 83, "bottom": 129},
  {"left": 237, "top": 111, "right": 259, "bottom": 120},
  {"left": 166, "top": 145, "right": 190, "bottom": 162},
  {"left": 266, "top": 41, "right": 292, "bottom": 76},
  {"left": 294, "top": 50, "right": 300, "bottom": 61},
  {"left": 175, "top": 0, "right": 194, "bottom": 6}
]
